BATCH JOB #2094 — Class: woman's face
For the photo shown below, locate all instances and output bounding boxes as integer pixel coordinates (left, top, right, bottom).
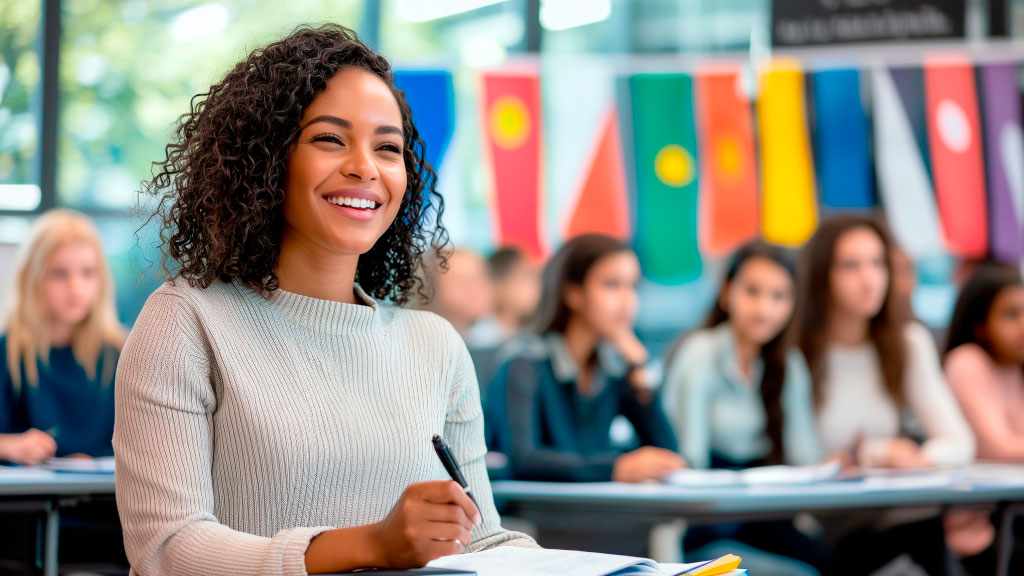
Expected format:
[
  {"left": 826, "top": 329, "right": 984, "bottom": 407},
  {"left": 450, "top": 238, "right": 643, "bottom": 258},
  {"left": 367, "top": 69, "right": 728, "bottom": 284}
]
[
  {"left": 495, "top": 258, "right": 541, "bottom": 322},
  {"left": 41, "top": 242, "right": 100, "bottom": 328},
  {"left": 725, "top": 257, "right": 795, "bottom": 346},
  {"left": 435, "top": 250, "right": 494, "bottom": 329},
  {"left": 567, "top": 251, "right": 640, "bottom": 339},
  {"left": 282, "top": 67, "right": 407, "bottom": 257},
  {"left": 829, "top": 227, "right": 890, "bottom": 320},
  {"left": 984, "top": 285, "right": 1024, "bottom": 364}
]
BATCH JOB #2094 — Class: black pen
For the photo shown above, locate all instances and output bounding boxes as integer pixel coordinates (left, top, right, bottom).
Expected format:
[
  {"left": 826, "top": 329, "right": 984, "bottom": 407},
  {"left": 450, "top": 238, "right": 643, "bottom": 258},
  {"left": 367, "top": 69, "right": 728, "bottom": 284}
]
[{"left": 432, "top": 434, "right": 479, "bottom": 512}]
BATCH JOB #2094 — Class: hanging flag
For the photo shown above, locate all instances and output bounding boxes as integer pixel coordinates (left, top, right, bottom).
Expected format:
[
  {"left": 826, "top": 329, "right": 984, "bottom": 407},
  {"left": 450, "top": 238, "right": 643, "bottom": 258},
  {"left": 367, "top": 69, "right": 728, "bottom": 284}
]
[
  {"left": 480, "top": 71, "right": 544, "bottom": 259},
  {"left": 924, "top": 58, "right": 988, "bottom": 258},
  {"left": 545, "top": 58, "right": 627, "bottom": 241},
  {"left": 757, "top": 58, "right": 817, "bottom": 247},
  {"left": 980, "top": 63, "right": 1024, "bottom": 263},
  {"left": 393, "top": 70, "right": 466, "bottom": 241},
  {"left": 628, "top": 73, "right": 701, "bottom": 284},
  {"left": 812, "top": 68, "right": 874, "bottom": 210},
  {"left": 565, "top": 108, "right": 630, "bottom": 240},
  {"left": 694, "top": 65, "right": 759, "bottom": 256},
  {"left": 872, "top": 67, "right": 945, "bottom": 260},
  {"left": 890, "top": 67, "right": 933, "bottom": 180}
]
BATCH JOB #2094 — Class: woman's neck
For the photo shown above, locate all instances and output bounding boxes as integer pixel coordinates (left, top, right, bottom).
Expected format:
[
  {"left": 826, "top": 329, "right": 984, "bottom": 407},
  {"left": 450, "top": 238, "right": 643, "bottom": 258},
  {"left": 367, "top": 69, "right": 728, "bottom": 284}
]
[
  {"left": 493, "top": 307, "right": 521, "bottom": 337},
  {"left": 563, "top": 317, "right": 599, "bottom": 387},
  {"left": 827, "top": 308, "right": 870, "bottom": 347},
  {"left": 729, "top": 324, "right": 761, "bottom": 381},
  {"left": 276, "top": 227, "right": 361, "bottom": 304},
  {"left": 50, "top": 322, "right": 73, "bottom": 347}
]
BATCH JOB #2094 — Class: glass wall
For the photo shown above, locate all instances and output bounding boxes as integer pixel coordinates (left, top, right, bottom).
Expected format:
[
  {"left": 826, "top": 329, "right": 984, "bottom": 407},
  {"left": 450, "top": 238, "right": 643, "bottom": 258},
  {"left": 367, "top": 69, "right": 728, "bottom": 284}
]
[
  {"left": 1, "top": 0, "right": 1022, "bottom": 334},
  {"left": 0, "top": 1, "right": 43, "bottom": 212}
]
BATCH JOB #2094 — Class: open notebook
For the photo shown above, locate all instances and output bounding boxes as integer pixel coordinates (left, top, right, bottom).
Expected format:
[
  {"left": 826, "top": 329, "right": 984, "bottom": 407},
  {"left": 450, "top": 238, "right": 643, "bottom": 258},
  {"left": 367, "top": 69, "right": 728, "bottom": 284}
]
[{"left": 421, "top": 548, "right": 744, "bottom": 576}]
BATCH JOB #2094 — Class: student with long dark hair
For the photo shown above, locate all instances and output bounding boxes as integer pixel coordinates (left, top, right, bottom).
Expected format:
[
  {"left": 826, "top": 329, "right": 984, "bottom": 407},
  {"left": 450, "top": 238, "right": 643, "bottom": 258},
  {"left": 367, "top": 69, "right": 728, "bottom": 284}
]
[
  {"left": 114, "top": 25, "right": 533, "bottom": 576},
  {"left": 943, "top": 263, "right": 1024, "bottom": 575},
  {"left": 797, "top": 214, "right": 974, "bottom": 576},
  {"left": 487, "top": 233, "right": 683, "bottom": 483},
  {"left": 662, "top": 241, "right": 837, "bottom": 576},
  {"left": 663, "top": 241, "right": 818, "bottom": 469}
]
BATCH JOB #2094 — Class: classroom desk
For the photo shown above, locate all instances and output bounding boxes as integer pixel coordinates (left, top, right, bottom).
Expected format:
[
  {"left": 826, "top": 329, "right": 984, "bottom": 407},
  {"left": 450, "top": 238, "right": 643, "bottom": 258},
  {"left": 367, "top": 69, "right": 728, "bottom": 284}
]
[
  {"left": 0, "top": 468, "right": 116, "bottom": 576},
  {"left": 492, "top": 467, "right": 1024, "bottom": 576},
  {"left": 4, "top": 466, "right": 1021, "bottom": 575}
]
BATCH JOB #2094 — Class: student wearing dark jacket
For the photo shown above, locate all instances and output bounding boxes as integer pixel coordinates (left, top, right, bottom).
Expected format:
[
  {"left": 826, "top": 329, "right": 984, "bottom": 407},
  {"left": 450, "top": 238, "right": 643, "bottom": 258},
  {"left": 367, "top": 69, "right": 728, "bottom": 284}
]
[{"left": 487, "top": 234, "right": 683, "bottom": 483}]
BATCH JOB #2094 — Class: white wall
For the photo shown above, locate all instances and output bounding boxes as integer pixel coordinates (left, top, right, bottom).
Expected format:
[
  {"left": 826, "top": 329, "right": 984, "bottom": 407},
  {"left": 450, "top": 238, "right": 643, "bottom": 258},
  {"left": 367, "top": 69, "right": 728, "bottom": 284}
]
[{"left": 0, "top": 243, "right": 19, "bottom": 315}]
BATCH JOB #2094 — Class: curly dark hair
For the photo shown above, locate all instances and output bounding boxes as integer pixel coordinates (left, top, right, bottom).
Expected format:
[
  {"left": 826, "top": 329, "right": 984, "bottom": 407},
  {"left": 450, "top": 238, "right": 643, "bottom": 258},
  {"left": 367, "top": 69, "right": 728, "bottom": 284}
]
[{"left": 143, "top": 23, "right": 448, "bottom": 305}]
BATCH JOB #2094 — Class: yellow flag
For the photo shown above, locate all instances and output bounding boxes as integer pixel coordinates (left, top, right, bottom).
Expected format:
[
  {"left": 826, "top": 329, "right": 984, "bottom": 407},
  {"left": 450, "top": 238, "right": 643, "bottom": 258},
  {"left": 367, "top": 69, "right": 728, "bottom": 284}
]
[{"left": 757, "top": 59, "right": 818, "bottom": 246}]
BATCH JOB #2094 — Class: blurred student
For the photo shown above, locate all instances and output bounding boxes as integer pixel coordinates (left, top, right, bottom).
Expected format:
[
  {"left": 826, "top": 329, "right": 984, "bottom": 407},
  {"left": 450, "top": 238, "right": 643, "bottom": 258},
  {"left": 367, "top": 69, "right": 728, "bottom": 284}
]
[
  {"left": 467, "top": 246, "right": 542, "bottom": 393},
  {"left": 0, "top": 208, "right": 127, "bottom": 570},
  {"left": 943, "top": 263, "right": 1024, "bottom": 575},
  {"left": 418, "top": 247, "right": 495, "bottom": 337},
  {"left": 0, "top": 209, "right": 125, "bottom": 462},
  {"left": 663, "top": 241, "right": 840, "bottom": 576},
  {"left": 487, "top": 233, "right": 684, "bottom": 483},
  {"left": 467, "top": 246, "right": 541, "bottom": 348},
  {"left": 798, "top": 214, "right": 974, "bottom": 576}
]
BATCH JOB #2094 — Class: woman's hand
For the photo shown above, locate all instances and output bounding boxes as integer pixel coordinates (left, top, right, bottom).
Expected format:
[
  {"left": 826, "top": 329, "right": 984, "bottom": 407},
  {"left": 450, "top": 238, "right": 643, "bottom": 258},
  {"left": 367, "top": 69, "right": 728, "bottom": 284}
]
[
  {"left": 607, "top": 329, "right": 649, "bottom": 368},
  {"left": 612, "top": 446, "right": 685, "bottom": 483},
  {"left": 306, "top": 481, "right": 481, "bottom": 574},
  {"left": 880, "top": 438, "right": 933, "bottom": 469},
  {"left": 369, "top": 481, "right": 481, "bottom": 568},
  {"left": 0, "top": 429, "right": 57, "bottom": 465}
]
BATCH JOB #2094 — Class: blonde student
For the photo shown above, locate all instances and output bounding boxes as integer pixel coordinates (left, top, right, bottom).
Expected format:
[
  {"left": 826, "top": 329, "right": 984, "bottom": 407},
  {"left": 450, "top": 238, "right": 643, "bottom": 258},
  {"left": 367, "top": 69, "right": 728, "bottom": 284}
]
[
  {"left": 0, "top": 208, "right": 125, "bottom": 463},
  {"left": 115, "top": 25, "right": 533, "bottom": 576}
]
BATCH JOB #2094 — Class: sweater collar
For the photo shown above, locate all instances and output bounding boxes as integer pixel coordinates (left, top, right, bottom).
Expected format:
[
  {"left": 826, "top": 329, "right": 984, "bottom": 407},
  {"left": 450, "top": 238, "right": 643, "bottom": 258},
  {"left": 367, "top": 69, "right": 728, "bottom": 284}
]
[
  {"left": 710, "top": 322, "right": 763, "bottom": 389},
  {"left": 258, "top": 282, "right": 386, "bottom": 335}
]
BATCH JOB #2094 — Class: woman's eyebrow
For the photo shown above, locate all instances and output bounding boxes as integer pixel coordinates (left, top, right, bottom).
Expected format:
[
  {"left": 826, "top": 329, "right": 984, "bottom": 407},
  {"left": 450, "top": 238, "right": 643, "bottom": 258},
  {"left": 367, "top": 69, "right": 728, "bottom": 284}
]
[{"left": 301, "top": 114, "right": 402, "bottom": 136}]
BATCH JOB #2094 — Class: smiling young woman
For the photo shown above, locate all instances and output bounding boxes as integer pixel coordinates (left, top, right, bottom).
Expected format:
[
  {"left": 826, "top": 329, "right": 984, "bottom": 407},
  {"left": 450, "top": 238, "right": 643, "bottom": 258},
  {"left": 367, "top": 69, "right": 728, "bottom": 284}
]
[{"left": 114, "top": 25, "right": 534, "bottom": 576}]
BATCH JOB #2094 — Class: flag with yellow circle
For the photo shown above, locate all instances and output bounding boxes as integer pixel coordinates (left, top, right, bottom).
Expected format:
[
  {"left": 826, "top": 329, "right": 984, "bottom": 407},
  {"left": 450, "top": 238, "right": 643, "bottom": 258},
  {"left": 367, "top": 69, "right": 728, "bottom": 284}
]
[
  {"left": 481, "top": 71, "right": 544, "bottom": 259},
  {"left": 695, "top": 66, "right": 759, "bottom": 257},
  {"left": 627, "top": 73, "right": 701, "bottom": 284}
]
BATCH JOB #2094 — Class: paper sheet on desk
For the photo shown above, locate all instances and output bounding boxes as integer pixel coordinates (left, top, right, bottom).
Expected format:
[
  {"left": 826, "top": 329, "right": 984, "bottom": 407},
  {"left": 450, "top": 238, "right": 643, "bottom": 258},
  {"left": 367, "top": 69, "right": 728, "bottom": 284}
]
[
  {"left": 42, "top": 456, "right": 115, "bottom": 473},
  {"left": 0, "top": 465, "right": 59, "bottom": 480},
  {"left": 860, "top": 469, "right": 957, "bottom": 491},
  {"left": 958, "top": 463, "right": 1024, "bottom": 487},
  {"left": 666, "top": 460, "right": 840, "bottom": 487},
  {"left": 427, "top": 548, "right": 726, "bottom": 576}
]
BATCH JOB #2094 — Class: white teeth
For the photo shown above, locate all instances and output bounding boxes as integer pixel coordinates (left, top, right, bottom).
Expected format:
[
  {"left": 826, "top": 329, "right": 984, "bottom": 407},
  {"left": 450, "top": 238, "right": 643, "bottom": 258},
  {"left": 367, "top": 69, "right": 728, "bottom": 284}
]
[{"left": 325, "top": 196, "right": 378, "bottom": 209}]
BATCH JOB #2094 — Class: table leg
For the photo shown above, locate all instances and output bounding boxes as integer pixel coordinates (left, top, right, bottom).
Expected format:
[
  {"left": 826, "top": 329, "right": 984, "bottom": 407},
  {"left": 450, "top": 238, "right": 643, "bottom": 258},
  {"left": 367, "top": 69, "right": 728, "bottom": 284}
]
[
  {"left": 649, "top": 519, "right": 688, "bottom": 563},
  {"left": 995, "top": 502, "right": 1022, "bottom": 576},
  {"left": 43, "top": 500, "right": 60, "bottom": 576}
]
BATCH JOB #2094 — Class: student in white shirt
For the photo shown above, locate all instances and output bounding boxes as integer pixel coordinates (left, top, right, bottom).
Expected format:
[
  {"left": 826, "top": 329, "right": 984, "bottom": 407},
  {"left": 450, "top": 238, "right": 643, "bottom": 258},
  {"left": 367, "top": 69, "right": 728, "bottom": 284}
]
[{"left": 796, "top": 213, "right": 974, "bottom": 576}]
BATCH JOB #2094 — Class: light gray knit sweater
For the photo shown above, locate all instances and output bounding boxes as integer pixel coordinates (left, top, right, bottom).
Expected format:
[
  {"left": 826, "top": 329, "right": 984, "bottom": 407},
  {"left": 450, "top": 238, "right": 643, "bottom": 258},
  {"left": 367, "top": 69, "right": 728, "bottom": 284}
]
[{"left": 113, "top": 280, "right": 534, "bottom": 576}]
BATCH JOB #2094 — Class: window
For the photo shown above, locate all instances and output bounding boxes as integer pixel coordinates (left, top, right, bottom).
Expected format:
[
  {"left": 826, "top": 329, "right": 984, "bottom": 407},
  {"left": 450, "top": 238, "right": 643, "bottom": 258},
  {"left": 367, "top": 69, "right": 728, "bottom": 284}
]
[
  {"left": 58, "top": 0, "right": 362, "bottom": 211},
  {"left": 0, "top": 1, "right": 43, "bottom": 211}
]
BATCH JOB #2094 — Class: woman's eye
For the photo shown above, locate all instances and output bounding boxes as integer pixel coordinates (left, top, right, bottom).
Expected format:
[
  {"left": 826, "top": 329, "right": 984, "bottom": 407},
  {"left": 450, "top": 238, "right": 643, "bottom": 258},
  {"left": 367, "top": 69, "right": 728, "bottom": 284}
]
[
  {"left": 378, "top": 143, "right": 402, "bottom": 154},
  {"left": 311, "top": 133, "right": 342, "bottom": 145}
]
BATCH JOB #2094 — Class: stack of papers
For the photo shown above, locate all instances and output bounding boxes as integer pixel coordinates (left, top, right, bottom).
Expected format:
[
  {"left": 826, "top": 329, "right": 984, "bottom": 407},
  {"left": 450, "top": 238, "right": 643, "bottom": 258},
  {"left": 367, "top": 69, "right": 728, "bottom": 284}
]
[
  {"left": 665, "top": 461, "right": 841, "bottom": 488},
  {"left": 425, "top": 547, "right": 744, "bottom": 576},
  {"left": 41, "top": 456, "right": 116, "bottom": 474}
]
